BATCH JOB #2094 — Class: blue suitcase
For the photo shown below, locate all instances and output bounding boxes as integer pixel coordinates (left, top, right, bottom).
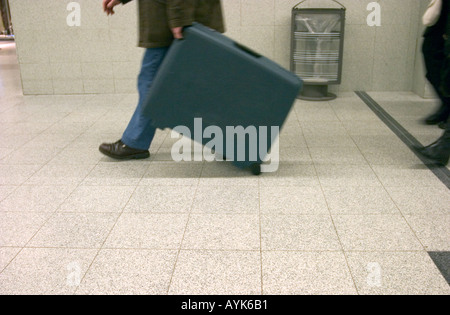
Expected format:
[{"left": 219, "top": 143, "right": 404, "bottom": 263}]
[{"left": 143, "top": 23, "right": 303, "bottom": 175}]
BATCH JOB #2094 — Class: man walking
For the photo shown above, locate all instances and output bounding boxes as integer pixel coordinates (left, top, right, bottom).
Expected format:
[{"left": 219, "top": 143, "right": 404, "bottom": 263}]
[
  {"left": 99, "top": 0, "right": 225, "bottom": 160},
  {"left": 416, "top": 0, "right": 450, "bottom": 165}
]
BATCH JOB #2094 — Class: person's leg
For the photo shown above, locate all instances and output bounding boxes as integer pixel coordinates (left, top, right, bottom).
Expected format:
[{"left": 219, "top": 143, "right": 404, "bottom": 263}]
[
  {"left": 121, "top": 47, "right": 169, "bottom": 150},
  {"left": 99, "top": 47, "right": 169, "bottom": 160},
  {"left": 422, "top": 35, "right": 450, "bottom": 124}
]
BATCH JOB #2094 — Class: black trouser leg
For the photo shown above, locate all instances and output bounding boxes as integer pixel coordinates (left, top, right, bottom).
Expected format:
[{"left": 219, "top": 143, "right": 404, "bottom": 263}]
[{"left": 422, "top": 35, "right": 450, "bottom": 123}]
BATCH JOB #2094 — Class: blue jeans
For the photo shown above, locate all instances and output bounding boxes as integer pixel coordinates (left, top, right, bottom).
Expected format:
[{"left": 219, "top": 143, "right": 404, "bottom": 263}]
[{"left": 122, "top": 47, "right": 169, "bottom": 150}]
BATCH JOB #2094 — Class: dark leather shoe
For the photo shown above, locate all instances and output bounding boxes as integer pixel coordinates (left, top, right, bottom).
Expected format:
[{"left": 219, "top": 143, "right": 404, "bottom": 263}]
[
  {"left": 99, "top": 140, "right": 150, "bottom": 160},
  {"left": 438, "top": 121, "right": 449, "bottom": 130},
  {"left": 424, "top": 106, "right": 450, "bottom": 125},
  {"left": 414, "top": 129, "right": 450, "bottom": 166}
]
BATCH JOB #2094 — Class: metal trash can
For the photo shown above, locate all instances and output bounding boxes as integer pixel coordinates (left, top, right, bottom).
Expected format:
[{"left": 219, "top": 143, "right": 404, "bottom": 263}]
[{"left": 291, "top": 0, "right": 346, "bottom": 101}]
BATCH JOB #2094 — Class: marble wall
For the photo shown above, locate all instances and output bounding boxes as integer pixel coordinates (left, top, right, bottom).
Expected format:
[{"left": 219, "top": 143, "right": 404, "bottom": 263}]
[{"left": 9, "top": 0, "right": 428, "bottom": 95}]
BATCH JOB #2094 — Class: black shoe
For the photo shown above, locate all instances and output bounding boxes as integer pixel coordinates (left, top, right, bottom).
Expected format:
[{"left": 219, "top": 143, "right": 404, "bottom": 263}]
[
  {"left": 414, "top": 130, "right": 450, "bottom": 166},
  {"left": 99, "top": 140, "right": 150, "bottom": 160},
  {"left": 438, "top": 121, "right": 449, "bottom": 130},
  {"left": 424, "top": 106, "right": 450, "bottom": 125}
]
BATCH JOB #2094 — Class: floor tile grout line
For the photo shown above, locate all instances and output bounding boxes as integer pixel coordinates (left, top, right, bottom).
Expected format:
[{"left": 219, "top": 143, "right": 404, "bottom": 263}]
[
  {"left": 0, "top": 185, "right": 21, "bottom": 204},
  {"left": 354, "top": 91, "right": 449, "bottom": 252},
  {"left": 13, "top": 247, "right": 436, "bottom": 259},
  {"left": 317, "top": 96, "right": 428, "bottom": 294},
  {"left": 72, "top": 160, "right": 152, "bottom": 294},
  {"left": 330, "top": 94, "right": 411, "bottom": 232},
  {"left": 292, "top": 100, "right": 360, "bottom": 294},
  {"left": 0, "top": 130, "right": 99, "bottom": 273},
  {"left": 0, "top": 160, "right": 97, "bottom": 276},
  {"left": 345, "top": 128, "right": 407, "bottom": 218},
  {"left": 0, "top": 163, "right": 88, "bottom": 273},
  {"left": 17, "top": 162, "right": 99, "bottom": 249},
  {"left": 0, "top": 247, "right": 23, "bottom": 275},
  {"left": 349, "top": 92, "right": 432, "bottom": 252},
  {"left": 311, "top": 109, "right": 361, "bottom": 294},
  {"left": 165, "top": 163, "right": 203, "bottom": 295},
  {"left": 355, "top": 91, "right": 445, "bottom": 252},
  {"left": 375, "top": 180, "right": 429, "bottom": 252},
  {"left": 355, "top": 91, "right": 450, "bottom": 190},
  {"left": 318, "top": 184, "right": 361, "bottom": 295},
  {"left": 0, "top": 95, "right": 99, "bottom": 164},
  {"left": 8, "top": 129, "right": 102, "bottom": 293},
  {"left": 152, "top": 130, "right": 171, "bottom": 159},
  {"left": 0, "top": 93, "right": 102, "bottom": 187},
  {"left": 4, "top": 210, "right": 447, "bottom": 216}
]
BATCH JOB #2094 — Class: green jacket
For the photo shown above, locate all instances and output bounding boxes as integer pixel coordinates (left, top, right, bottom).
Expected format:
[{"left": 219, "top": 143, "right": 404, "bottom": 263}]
[{"left": 119, "top": 0, "right": 225, "bottom": 48}]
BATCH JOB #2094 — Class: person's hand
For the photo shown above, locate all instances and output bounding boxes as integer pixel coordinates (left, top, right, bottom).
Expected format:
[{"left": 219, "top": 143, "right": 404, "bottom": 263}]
[
  {"left": 172, "top": 27, "right": 184, "bottom": 39},
  {"left": 103, "top": 0, "right": 121, "bottom": 16}
]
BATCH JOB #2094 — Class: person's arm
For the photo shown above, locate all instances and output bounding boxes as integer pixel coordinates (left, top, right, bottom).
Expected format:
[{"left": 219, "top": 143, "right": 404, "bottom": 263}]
[
  {"left": 103, "top": 0, "right": 127, "bottom": 16},
  {"left": 166, "top": 0, "right": 194, "bottom": 39}
]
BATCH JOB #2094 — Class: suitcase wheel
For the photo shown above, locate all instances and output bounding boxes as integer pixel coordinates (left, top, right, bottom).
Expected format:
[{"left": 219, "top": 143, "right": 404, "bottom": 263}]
[{"left": 250, "top": 164, "right": 262, "bottom": 176}]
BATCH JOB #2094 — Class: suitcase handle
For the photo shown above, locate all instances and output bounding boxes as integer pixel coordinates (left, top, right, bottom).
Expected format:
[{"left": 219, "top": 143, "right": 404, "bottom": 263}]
[{"left": 234, "top": 42, "right": 262, "bottom": 58}]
